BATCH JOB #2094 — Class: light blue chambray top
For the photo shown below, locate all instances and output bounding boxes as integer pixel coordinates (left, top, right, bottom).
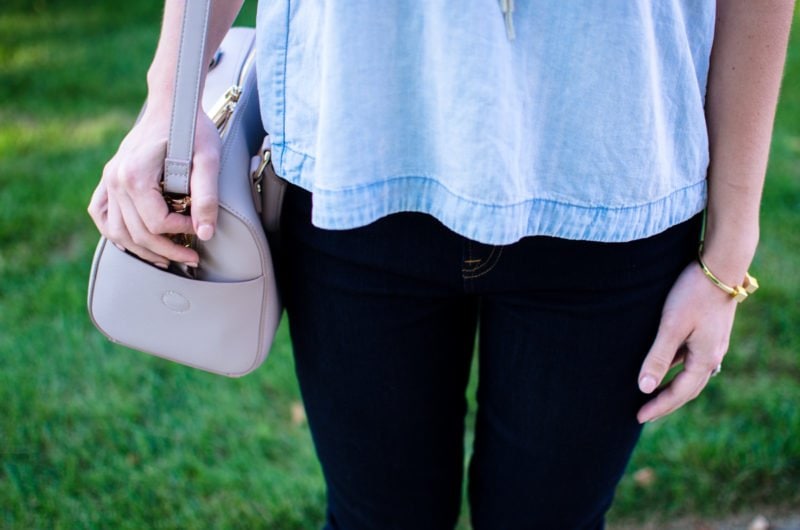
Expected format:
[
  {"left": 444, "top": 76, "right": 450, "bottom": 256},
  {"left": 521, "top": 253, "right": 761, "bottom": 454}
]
[{"left": 255, "top": 1, "right": 715, "bottom": 244}]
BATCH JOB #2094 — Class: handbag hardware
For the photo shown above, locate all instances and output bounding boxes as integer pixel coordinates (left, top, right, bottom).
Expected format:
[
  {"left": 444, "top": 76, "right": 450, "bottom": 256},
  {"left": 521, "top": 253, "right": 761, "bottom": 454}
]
[
  {"left": 250, "top": 146, "right": 271, "bottom": 214},
  {"left": 209, "top": 85, "right": 242, "bottom": 131}
]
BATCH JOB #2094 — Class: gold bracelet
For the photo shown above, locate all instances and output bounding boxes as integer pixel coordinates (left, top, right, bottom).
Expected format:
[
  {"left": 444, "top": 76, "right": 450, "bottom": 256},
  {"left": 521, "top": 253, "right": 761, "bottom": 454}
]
[{"left": 697, "top": 243, "right": 759, "bottom": 303}]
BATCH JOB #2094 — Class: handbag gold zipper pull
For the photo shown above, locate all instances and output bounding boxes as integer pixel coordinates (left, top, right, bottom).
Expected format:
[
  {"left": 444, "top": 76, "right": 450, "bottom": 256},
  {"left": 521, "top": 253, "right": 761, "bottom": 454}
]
[{"left": 208, "top": 85, "right": 242, "bottom": 132}]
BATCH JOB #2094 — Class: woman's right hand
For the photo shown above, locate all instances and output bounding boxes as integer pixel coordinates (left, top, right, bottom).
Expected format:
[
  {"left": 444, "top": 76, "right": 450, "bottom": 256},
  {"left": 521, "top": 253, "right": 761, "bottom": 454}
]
[{"left": 88, "top": 108, "right": 221, "bottom": 269}]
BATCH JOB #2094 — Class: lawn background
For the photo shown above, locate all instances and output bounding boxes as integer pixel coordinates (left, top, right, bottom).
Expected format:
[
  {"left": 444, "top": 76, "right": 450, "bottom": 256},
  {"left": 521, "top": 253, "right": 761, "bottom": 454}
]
[{"left": 1, "top": 2, "right": 798, "bottom": 529}]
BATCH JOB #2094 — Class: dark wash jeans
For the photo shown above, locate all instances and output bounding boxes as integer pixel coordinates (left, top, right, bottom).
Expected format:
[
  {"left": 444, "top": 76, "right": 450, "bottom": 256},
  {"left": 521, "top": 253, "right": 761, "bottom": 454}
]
[{"left": 278, "top": 184, "right": 702, "bottom": 530}]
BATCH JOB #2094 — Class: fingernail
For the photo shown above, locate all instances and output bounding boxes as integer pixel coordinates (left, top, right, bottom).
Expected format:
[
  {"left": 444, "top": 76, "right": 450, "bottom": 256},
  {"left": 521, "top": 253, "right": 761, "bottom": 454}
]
[
  {"left": 639, "top": 376, "right": 658, "bottom": 394},
  {"left": 155, "top": 262, "right": 169, "bottom": 269},
  {"left": 197, "top": 224, "right": 214, "bottom": 241},
  {"left": 186, "top": 261, "right": 199, "bottom": 268},
  {"left": 114, "top": 243, "right": 126, "bottom": 252},
  {"left": 638, "top": 412, "right": 656, "bottom": 424}
]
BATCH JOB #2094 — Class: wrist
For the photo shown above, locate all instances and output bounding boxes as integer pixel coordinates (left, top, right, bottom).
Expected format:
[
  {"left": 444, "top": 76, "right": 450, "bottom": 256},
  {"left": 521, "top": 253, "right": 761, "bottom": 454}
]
[
  {"left": 145, "top": 63, "right": 176, "bottom": 116},
  {"left": 138, "top": 99, "right": 173, "bottom": 131},
  {"left": 699, "top": 233, "right": 758, "bottom": 285},
  {"left": 701, "top": 210, "right": 759, "bottom": 284},
  {"left": 697, "top": 244, "right": 759, "bottom": 303},
  {"left": 697, "top": 216, "right": 760, "bottom": 302}
]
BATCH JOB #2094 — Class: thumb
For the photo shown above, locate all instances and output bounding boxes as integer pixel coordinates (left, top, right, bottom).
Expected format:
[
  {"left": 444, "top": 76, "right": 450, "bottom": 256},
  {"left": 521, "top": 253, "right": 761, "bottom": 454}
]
[
  {"left": 190, "top": 146, "right": 220, "bottom": 241},
  {"left": 638, "top": 316, "right": 689, "bottom": 394}
]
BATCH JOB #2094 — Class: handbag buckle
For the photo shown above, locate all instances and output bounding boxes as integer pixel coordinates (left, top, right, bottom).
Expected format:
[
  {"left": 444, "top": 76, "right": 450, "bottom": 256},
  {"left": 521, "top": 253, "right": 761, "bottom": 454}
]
[
  {"left": 252, "top": 148, "right": 272, "bottom": 194},
  {"left": 163, "top": 193, "right": 195, "bottom": 247},
  {"left": 161, "top": 191, "right": 197, "bottom": 276},
  {"left": 165, "top": 194, "right": 192, "bottom": 214}
]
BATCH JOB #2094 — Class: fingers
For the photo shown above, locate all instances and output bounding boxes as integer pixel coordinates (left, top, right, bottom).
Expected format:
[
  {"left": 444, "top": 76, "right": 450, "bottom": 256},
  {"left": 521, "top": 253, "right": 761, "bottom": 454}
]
[
  {"left": 90, "top": 167, "right": 198, "bottom": 268},
  {"left": 633, "top": 263, "right": 737, "bottom": 423},
  {"left": 104, "top": 197, "right": 171, "bottom": 268},
  {"left": 637, "top": 318, "right": 727, "bottom": 423},
  {"left": 637, "top": 312, "right": 690, "bottom": 395},
  {"left": 114, "top": 140, "right": 194, "bottom": 237},
  {"left": 190, "top": 119, "right": 221, "bottom": 241},
  {"left": 89, "top": 113, "right": 220, "bottom": 266},
  {"left": 190, "top": 149, "right": 219, "bottom": 241},
  {"left": 116, "top": 163, "right": 195, "bottom": 238},
  {"left": 87, "top": 178, "right": 109, "bottom": 227},
  {"left": 670, "top": 346, "right": 688, "bottom": 369},
  {"left": 636, "top": 363, "right": 710, "bottom": 424},
  {"left": 116, "top": 194, "right": 199, "bottom": 266}
]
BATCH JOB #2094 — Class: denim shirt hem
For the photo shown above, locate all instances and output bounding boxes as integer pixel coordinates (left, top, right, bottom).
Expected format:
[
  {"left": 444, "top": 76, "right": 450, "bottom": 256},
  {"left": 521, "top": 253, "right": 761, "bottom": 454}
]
[{"left": 275, "top": 144, "right": 707, "bottom": 245}]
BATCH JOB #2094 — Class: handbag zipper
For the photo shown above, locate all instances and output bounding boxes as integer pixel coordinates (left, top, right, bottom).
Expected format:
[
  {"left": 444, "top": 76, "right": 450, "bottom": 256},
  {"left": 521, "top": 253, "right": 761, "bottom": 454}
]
[
  {"left": 207, "top": 49, "right": 254, "bottom": 133},
  {"left": 209, "top": 85, "right": 242, "bottom": 133}
]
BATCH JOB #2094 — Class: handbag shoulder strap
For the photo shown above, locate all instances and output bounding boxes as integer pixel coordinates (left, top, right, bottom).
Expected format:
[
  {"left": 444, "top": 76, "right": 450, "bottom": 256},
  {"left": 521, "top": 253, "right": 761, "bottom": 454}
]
[{"left": 163, "top": 0, "right": 212, "bottom": 196}]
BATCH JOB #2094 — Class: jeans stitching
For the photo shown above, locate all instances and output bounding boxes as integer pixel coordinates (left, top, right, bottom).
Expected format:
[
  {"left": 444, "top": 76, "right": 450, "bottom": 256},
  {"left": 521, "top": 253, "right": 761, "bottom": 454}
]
[
  {"left": 465, "top": 246, "right": 493, "bottom": 271},
  {"left": 463, "top": 246, "right": 504, "bottom": 279},
  {"left": 463, "top": 246, "right": 495, "bottom": 273}
]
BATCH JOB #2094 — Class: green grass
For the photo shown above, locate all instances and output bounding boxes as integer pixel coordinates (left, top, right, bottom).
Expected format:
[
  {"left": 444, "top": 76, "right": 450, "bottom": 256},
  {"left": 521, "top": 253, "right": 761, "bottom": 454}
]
[{"left": 1, "top": 3, "right": 798, "bottom": 529}]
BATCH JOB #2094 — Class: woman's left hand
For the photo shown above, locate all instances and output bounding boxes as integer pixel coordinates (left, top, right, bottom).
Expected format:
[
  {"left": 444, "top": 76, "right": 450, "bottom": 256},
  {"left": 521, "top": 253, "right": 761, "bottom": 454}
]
[{"left": 636, "top": 261, "right": 739, "bottom": 423}]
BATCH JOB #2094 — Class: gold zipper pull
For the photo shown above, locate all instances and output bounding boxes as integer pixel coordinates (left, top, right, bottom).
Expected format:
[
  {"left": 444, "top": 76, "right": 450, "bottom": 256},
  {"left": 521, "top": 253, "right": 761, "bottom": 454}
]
[{"left": 208, "top": 85, "right": 242, "bottom": 132}]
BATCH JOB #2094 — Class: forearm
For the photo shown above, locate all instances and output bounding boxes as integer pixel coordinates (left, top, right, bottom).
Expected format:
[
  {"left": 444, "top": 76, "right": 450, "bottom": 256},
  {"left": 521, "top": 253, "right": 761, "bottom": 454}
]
[
  {"left": 702, "top": 0, "right": 794, "bottom": 284},
  {"left": 144, "top": 0, "right": 244, "bottom": 116}
]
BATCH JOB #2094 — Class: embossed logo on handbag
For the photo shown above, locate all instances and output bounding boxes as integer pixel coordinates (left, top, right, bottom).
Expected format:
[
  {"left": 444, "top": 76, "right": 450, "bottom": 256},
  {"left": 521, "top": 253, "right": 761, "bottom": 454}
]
[{"left": 161, "top": 290, "right": 191, "bottom": 313}]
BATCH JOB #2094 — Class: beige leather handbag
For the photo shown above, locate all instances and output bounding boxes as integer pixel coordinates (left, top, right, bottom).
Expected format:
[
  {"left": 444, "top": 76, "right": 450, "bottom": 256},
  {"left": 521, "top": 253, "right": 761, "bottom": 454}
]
[{"left": 87, "top": 1, "right": 284, "bottom": 377}]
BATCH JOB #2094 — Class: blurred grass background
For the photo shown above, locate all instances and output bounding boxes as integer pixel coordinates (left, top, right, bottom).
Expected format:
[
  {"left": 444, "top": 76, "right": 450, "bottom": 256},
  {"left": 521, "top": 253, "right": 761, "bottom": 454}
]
[{"left": 0, "top": 2, "right": 798, "bottom": 529}]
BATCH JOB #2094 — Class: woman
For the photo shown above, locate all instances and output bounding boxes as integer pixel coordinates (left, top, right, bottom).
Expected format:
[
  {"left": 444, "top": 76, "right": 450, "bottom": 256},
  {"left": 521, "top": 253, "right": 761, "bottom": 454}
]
[{"left": 88, "top": 1, "right": 795, "bottom": 528}]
